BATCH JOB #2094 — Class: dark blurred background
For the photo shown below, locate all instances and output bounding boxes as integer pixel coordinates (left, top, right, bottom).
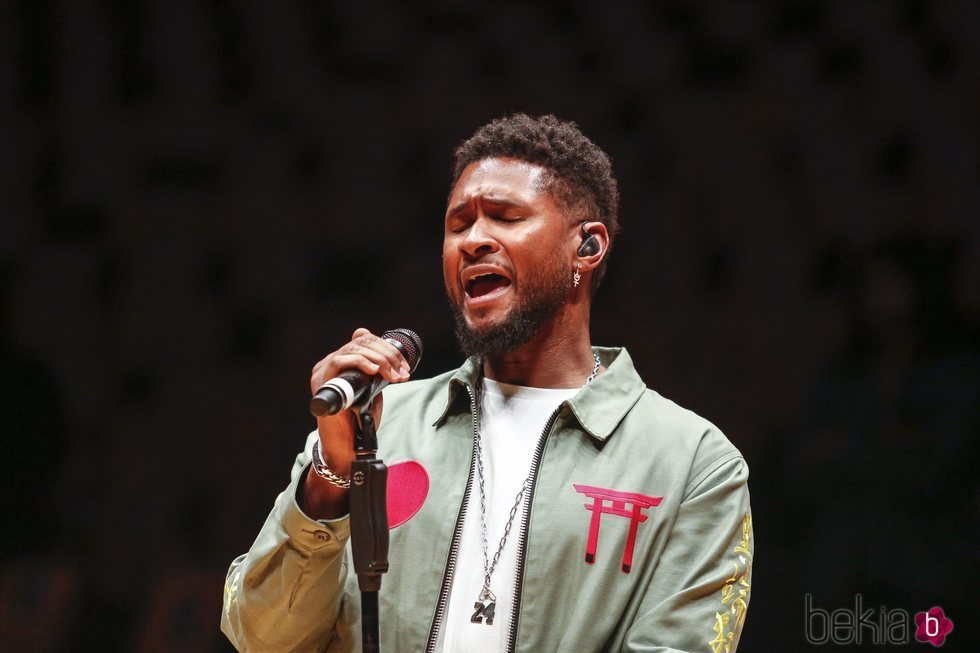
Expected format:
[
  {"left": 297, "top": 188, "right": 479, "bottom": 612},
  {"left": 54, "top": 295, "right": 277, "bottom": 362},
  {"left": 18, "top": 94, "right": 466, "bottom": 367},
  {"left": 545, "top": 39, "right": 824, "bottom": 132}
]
[{"left": 1, "top": 1, "right": 978, "bottom": 651}]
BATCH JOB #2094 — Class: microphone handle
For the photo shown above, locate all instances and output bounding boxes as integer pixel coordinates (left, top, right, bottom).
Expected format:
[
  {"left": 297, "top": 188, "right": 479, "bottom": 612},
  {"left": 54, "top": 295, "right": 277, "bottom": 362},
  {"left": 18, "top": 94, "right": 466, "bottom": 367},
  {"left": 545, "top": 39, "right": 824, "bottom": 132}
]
[
  {"left": 308, "top": 334, "right": 417, "bottom": 417},
  {"left": 310, "top": 370, "right": 374, "bottom": 416}
]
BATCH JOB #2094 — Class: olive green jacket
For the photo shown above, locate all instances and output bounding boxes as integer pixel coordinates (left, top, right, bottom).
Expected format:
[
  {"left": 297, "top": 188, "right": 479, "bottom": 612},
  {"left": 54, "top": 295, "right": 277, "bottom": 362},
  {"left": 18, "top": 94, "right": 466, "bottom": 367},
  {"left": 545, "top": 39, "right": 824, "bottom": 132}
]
[{"left": 221, "top": 347, "right": 753, "bottom": 652}]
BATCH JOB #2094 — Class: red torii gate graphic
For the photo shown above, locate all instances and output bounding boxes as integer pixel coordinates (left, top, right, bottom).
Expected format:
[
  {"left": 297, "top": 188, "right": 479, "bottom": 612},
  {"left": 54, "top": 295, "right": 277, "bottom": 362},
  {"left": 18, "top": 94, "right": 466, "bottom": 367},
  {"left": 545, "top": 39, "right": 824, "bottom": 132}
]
[{"left": 573, "top": 484, "right": 663, "bottom": 573}]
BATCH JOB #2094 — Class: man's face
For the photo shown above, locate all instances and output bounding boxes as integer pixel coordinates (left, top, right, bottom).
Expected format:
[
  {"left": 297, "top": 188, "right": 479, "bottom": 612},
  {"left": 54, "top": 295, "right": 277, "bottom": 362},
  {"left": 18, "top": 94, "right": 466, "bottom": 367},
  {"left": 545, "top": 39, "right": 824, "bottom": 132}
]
[{"left": 443, "top": 157, "right": 575, "bottom": 357}]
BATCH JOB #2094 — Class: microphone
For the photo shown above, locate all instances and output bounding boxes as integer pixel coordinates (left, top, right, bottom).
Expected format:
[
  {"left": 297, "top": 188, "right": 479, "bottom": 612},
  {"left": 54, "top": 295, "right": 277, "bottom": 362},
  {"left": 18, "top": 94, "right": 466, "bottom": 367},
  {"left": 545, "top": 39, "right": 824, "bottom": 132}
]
[{"left": 309, "top": 328, "right": 423, "bottom": 417}]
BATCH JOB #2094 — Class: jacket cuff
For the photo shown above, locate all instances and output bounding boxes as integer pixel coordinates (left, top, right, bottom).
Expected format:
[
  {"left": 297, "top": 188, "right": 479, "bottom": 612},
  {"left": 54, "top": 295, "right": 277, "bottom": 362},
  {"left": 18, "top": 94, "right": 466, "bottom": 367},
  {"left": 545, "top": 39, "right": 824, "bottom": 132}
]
[{"left": 277, "top": 462, "right": 351, "bottom": 553}]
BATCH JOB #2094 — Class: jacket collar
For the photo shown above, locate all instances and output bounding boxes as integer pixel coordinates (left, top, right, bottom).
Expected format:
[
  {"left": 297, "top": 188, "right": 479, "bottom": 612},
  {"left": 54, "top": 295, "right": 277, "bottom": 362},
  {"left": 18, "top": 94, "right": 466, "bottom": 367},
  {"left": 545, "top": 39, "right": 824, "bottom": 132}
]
[{"left": 434, "top": 347, "right": 646, "bottom": 442}]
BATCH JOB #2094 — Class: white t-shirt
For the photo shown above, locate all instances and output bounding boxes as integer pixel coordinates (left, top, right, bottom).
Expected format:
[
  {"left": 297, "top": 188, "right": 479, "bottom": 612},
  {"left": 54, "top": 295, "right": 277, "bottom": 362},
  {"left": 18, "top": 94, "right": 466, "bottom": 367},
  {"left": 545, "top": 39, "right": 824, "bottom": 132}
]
[{"left": 437, "top": 378, "right": 579, "bottom": 652}]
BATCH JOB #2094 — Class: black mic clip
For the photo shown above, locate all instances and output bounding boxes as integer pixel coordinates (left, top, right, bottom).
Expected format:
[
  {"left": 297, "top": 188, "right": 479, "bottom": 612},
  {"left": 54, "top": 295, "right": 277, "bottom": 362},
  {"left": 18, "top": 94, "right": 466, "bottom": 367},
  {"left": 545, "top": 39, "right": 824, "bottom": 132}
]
[{"left": 349, "top": 394, "right": 389, "bottom": 593}]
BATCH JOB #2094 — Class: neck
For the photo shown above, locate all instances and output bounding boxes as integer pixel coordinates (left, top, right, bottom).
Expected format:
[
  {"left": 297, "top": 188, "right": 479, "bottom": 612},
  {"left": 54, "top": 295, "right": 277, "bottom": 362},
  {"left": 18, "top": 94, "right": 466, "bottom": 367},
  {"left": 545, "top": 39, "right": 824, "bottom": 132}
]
[{"left": 482, "top": 310, "right": 598, "bottom": 388}]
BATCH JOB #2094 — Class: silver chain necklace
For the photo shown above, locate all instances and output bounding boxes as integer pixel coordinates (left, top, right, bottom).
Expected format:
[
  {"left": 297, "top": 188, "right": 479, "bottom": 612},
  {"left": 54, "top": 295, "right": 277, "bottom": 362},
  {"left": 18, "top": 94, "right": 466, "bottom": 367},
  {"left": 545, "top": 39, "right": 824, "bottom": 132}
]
[{"left": 470, "top": 353, "right": 602, "bottom": 626}]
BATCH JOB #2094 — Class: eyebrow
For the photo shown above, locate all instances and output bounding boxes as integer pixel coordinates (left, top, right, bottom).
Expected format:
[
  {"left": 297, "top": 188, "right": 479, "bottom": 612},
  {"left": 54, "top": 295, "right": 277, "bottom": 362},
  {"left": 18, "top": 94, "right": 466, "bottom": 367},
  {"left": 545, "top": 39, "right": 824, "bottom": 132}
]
[{"left": 446, "top": 196, "right": 526, "bottom": 218}]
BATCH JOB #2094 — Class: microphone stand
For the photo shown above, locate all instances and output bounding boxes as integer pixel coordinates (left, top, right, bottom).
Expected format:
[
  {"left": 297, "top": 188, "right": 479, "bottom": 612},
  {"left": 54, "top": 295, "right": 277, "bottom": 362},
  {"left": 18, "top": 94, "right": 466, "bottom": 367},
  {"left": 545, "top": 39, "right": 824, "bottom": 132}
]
[{"left": 349, "top": 387, "right": 389, "bottom": 653}]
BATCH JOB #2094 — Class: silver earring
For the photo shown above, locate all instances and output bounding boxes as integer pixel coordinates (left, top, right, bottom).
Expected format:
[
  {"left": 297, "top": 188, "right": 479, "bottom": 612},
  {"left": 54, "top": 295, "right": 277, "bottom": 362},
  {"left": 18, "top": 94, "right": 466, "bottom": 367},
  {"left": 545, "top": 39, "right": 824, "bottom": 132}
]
[{"left": 573, "top": 262, "right": 582, "bottom": 287}]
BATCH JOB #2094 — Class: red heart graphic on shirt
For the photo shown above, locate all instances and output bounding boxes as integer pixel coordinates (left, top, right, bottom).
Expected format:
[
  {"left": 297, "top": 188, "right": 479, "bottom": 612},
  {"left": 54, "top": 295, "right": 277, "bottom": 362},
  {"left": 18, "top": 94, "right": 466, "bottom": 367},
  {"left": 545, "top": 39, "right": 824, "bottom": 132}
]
[{"left": 386, "top": 460, "right": 429, "bottom": 529}]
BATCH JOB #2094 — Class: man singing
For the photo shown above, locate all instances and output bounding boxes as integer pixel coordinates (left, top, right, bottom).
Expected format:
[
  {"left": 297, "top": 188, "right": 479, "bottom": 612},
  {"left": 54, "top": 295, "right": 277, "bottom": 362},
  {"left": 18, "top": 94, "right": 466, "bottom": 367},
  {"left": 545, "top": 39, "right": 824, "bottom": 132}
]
[{"left": 222, "top": 114, "right": 753, "bottom": 652}]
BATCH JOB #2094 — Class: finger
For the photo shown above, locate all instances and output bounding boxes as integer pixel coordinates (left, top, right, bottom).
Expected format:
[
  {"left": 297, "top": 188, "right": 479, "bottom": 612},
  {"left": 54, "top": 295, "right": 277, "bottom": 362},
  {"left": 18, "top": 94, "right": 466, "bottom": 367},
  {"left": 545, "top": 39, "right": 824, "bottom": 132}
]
[
  {"left": 310, "top": 357, "right": 339, "bottom": 390},
  {"left": 327, "top": 352, "right": 403, "bottom": 384},
  {"left": 350, "top": 328, "right": 410, "bottom": 376},
  {"left": 343, "top": 344, "right": 405, "bottom": 382},
  {"left": 310, "top": 354, "right": 380, "bottom": 393},
  {"left": 332, "top": 342, "right": 394, "bottom": 374},
  {"left": 312, "top": 358, "right": 328, "bottom": 378},
  {"left": 347, "top": 335, "right": 410, "bottom": 378}
]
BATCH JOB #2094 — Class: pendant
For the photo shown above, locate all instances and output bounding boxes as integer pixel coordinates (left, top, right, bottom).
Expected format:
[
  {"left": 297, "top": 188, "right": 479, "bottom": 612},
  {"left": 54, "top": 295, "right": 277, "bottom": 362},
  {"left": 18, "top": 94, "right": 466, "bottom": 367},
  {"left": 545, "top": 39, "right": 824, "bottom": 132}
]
[{"left": 470, "top": 587, "right": 497, "bottom": 625}]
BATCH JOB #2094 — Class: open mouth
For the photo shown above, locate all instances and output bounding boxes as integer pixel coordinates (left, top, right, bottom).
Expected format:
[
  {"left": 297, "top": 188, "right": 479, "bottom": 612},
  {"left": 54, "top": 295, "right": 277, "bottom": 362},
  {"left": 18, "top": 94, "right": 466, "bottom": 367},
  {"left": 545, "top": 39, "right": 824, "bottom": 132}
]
[{"left": 465, "top": 273, "right": 512, "bottom": 299}]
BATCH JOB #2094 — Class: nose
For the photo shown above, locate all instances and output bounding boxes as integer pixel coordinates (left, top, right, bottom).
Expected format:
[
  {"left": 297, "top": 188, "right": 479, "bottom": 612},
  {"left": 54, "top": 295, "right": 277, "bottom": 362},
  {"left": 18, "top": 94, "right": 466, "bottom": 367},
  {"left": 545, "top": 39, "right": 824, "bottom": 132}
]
[{"left": 459, "top": 217, "right": 499, "bottom": 258}]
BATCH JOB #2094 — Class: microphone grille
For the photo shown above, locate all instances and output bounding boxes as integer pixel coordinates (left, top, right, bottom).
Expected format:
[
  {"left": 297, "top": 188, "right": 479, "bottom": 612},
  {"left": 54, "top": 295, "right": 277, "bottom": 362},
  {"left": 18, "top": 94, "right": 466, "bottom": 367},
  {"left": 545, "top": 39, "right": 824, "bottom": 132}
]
[{"left": 383, "top": 328, "right": 424, "bottom": 372}]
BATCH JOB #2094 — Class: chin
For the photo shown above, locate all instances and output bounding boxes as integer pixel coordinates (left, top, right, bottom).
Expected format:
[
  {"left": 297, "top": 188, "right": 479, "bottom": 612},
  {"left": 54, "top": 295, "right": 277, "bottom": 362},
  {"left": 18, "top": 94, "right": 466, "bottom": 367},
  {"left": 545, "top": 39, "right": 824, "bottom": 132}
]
[{"left": 460, "top": 312, "right": 511, "bottom": 341}]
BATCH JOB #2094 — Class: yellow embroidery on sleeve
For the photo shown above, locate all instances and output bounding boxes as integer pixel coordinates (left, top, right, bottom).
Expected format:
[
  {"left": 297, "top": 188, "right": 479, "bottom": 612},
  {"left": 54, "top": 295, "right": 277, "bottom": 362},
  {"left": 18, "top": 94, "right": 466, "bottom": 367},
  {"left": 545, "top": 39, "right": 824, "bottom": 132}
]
[
  {"left": 708, "top": 513, "right": 753, "bottom": 652},
  {"left": 224, "top": 570, "right": 240, "bottom": 614},
  {"left": 709, "top": 612, "right": 735, "bottom": 653}
]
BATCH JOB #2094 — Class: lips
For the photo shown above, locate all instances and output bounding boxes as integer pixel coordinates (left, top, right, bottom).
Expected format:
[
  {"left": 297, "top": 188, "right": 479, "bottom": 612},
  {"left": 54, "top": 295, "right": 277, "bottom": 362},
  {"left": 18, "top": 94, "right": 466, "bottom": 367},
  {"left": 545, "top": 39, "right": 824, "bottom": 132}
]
[
  {"left": 467, "top": 273, "right": 511, "bottom": 298},
  {"left": 460, "top": 265, "right": 513, "bottom": 303}
]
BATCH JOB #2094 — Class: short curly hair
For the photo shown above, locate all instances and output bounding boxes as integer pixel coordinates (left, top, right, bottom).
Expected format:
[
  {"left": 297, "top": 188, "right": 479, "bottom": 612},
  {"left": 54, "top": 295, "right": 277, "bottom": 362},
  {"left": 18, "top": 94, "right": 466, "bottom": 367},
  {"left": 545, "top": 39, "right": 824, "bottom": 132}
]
[{"left": 452, "top": 113, "right": 620, "bottom": 293}]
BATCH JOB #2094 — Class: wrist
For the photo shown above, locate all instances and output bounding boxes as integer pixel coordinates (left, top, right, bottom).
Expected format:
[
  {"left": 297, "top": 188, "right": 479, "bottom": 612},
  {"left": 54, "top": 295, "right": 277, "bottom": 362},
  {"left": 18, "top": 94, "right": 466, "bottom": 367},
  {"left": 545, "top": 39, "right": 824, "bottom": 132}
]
[
  {"left": 300, "top": 461, "right": 351, "bottom": 520},
  {"left": 311, "top": 439, "right": 352, "bottom": 489}
]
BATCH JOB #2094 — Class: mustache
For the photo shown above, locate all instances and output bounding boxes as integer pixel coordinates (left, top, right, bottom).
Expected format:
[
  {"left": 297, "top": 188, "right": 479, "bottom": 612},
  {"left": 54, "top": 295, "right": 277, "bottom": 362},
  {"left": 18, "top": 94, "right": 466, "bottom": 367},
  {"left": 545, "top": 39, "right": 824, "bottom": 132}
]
[{"left": 458, "top": 261, "right": 514, "bottom": 278}]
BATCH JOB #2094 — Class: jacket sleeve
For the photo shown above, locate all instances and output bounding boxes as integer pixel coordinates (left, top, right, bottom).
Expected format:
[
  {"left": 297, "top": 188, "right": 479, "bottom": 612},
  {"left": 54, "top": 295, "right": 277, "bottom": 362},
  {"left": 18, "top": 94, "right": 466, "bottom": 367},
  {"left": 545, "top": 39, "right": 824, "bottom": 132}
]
[
  {"left": 220, "top": 432, "right": 355, "bottom": 653},
  {"left": 624, "top": 454, "right": 754, "bottom": 653}
]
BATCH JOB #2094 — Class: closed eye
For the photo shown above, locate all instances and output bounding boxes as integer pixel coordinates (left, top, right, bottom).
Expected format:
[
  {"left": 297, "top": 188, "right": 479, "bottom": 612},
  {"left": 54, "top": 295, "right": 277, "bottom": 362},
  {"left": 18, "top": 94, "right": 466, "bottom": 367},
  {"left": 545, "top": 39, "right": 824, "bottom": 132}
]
[
  {"left": 446, "top": 216, "right": 472, "bottom": 233},
  {"left": 447, "top": 214, "right": 523, "bottom": 233}
]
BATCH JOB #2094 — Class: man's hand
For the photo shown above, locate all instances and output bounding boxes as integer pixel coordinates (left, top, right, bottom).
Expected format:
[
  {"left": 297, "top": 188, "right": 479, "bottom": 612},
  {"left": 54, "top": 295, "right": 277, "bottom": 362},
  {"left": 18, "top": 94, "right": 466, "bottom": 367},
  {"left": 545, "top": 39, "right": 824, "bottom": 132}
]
[{"left": 300, "top": 328, "right": 412, "bottom": 519}]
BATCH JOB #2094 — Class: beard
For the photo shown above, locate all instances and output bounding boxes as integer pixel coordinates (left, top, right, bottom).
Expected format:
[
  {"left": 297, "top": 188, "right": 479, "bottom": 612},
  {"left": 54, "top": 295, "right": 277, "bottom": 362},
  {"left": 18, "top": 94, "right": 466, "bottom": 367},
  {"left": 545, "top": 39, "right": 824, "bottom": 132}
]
[{"left": 448, "top": 253, "right": 571, "bottom": 359}]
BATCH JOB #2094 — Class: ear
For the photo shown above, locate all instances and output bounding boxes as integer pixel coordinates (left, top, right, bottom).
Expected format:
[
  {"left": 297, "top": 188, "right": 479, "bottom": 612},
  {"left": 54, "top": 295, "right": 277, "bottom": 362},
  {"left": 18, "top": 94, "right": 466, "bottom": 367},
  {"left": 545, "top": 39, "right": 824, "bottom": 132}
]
[{"left": 576, "top": 221, "right": 609, "bottom": 273}]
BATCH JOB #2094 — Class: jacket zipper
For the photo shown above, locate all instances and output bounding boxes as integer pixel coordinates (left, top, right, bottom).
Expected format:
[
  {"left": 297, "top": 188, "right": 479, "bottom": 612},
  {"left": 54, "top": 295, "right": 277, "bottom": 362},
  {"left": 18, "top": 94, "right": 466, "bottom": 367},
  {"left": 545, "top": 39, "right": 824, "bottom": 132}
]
[
  {"left": 424, "top": 383, "right": 480, "bottom": 653},
  {"left": 505, "top": 406, "right": 562, "bottom": 653},
  {"left": 424, "top": 385, "right": 562, "bottom": 653}
]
